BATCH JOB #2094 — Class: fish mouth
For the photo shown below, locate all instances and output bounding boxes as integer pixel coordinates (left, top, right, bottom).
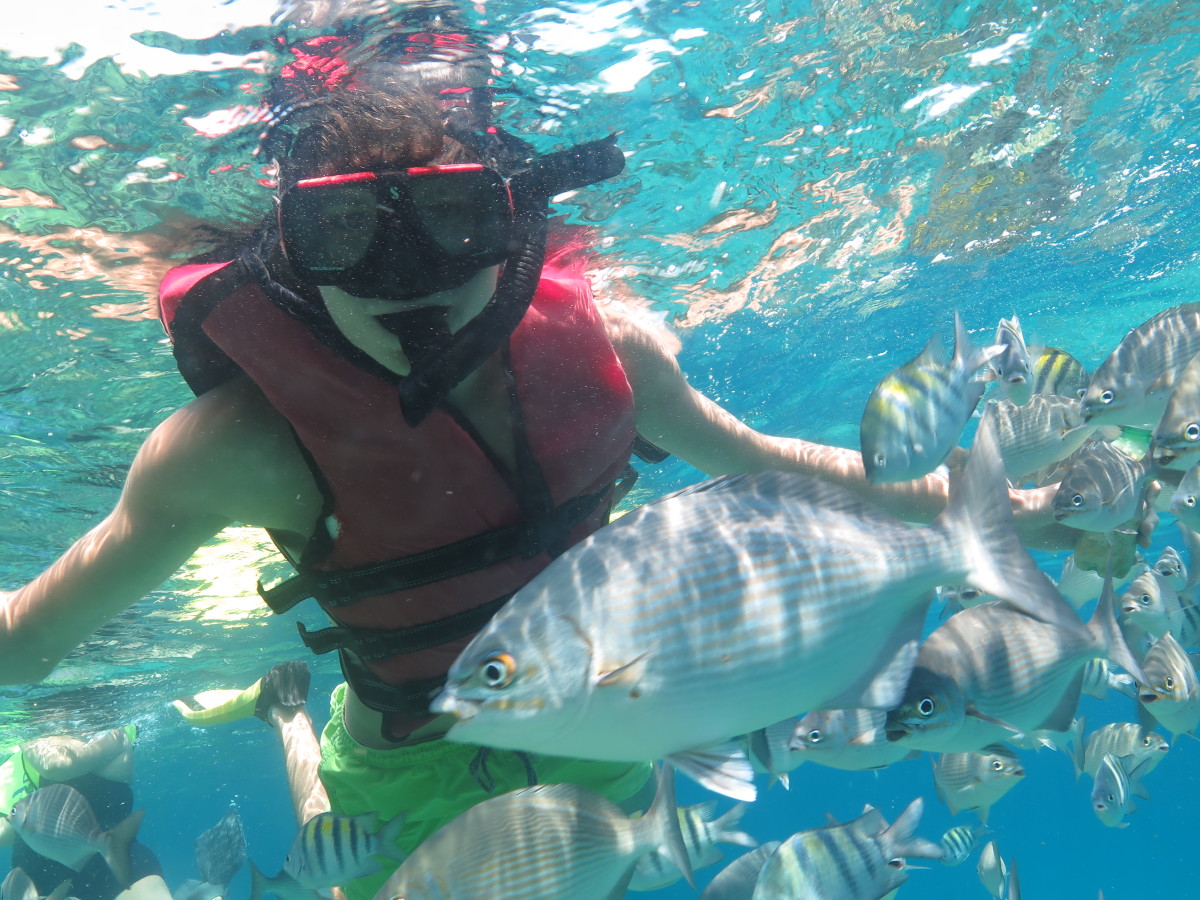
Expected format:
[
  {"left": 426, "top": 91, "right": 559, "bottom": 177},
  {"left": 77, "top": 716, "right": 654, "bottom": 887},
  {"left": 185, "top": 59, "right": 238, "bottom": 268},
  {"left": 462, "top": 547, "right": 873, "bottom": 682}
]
[
  {"left": 431, "top": 691, "right": 482, "bottom": 722},
  {"left": 1138, "top": 691, "right": 1159, "bottom": 704},
  {"left": 1153, "top": 449, "right": 1176, "bottom": 465},
  {"left": 885, "top": 726, "right": 912, "bottom": 742},
  {"left": 1122, "top": 603, "right": 1140, "bottom": 614}
]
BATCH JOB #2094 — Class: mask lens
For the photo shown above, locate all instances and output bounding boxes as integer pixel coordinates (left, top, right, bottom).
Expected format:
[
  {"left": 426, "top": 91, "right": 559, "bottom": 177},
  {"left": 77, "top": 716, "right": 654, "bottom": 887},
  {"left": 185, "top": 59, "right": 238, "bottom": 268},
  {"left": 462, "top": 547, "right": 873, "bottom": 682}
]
[
  {"left": 409, "top": 170, "right": 511, "bottom": 259},
  {"left": 281, "top": 182, "right": 378, "bottom": 275}
]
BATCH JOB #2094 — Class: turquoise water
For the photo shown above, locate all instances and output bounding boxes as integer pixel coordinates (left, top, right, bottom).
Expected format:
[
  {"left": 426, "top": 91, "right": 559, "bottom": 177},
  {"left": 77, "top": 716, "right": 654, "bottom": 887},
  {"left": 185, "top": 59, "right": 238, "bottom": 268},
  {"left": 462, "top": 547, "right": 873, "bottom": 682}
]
[{"left": 3, "top": 0, "right": 1200, "bottom": 896}]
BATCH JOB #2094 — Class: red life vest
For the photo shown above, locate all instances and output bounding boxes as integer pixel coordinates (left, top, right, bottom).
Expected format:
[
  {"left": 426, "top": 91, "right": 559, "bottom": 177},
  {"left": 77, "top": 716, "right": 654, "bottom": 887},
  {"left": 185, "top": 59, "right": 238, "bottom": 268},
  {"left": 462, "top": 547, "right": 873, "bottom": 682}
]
[{"left": 158, "top": 259, "right": 636, "bottom": 740}]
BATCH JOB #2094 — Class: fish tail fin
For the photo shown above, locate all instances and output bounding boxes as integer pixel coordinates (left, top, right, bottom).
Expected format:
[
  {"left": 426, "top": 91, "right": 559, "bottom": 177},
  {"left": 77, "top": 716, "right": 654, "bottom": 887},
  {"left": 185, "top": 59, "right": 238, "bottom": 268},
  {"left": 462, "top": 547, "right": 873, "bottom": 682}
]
[
  {"left": 939, "top": 407, "right": 1084, "bottom": 636},
  {"left": 644, "top": 763, "right": 694, "bottom": 889},
  {"left": 883, "top": 798, "right": 943, "bottom": 861},
  {"left": 102, "top": 808, "right": 144, "bottom": 888},
  {"left": 1088, "top": 575, "right": 1148, "bottom": 687},
  {"left": 248, "top": 861, "right": 269, "bottom": 900},
  {"left": 712, "top": 802, "right": 757, "bottom": 849},
  {"left": 375, "top": 811, "right": 409, "bottom": 864}
]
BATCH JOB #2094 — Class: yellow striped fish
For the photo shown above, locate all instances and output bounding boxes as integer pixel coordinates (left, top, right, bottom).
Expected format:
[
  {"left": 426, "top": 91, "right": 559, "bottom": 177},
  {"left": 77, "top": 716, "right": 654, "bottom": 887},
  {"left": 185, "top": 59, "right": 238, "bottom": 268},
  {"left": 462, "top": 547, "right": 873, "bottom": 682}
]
[
  {"left": 860, "top": 312, "right": 1003, "bottom": 483},
  {"left": 1027, "top": 345, "right": 1089, "bottom": 400},
  {"left": 938, "top": 822, "right": 991, "bottom": 867},
  {"left": 436, "top": 413, "right": 1080, "bottom": 799},
  {"left": 373, "top": 766, "right": 690, "bottom": 900},
  {"left": 752, "top": 799, "right": 942, "bottom": 899}
]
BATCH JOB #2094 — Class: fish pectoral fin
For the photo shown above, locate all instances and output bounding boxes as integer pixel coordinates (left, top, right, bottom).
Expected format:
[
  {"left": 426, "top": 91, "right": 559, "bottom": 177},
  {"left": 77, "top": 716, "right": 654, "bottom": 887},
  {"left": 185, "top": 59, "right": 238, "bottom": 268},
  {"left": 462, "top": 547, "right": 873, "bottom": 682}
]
[
  {"left": 595, "top": 650, "right": 652, "bottom": 688},
  {"left": 667, "top": 743, "right": 756, "bottom": 802},
  {"left": 964, "top": 706, "right": 1023, "bottom": 734}
]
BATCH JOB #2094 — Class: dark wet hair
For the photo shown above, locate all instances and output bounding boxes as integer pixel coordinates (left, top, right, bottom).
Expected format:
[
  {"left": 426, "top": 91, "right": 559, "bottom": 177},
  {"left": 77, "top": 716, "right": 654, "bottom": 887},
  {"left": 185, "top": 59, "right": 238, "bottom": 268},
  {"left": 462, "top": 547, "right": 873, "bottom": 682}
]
[{"left": 271, "top": 87, "right": 478, "bottom": 189}]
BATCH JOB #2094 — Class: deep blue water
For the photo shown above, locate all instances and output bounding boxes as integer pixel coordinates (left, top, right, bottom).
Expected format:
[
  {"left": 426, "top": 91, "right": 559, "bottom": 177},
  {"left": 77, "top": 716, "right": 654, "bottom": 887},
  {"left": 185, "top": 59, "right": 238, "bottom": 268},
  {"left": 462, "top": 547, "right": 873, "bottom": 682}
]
[{"left": 4, "top": 0, "right": 1200, "bottom": 897}]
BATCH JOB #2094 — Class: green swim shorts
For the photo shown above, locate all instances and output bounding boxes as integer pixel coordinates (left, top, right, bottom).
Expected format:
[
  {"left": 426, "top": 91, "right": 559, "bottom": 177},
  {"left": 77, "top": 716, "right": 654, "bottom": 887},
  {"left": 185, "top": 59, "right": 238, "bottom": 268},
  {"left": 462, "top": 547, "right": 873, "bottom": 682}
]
[{"left": 317, "top": 683, "right": 653, "bottom": 900}]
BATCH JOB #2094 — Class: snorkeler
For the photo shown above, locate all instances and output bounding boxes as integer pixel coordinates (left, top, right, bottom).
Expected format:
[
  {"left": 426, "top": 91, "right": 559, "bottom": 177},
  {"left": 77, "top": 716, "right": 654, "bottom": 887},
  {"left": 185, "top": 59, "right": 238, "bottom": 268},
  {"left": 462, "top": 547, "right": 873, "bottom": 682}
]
[{"left": 0, "top": 9, "right": 1069, "bottom": 900}]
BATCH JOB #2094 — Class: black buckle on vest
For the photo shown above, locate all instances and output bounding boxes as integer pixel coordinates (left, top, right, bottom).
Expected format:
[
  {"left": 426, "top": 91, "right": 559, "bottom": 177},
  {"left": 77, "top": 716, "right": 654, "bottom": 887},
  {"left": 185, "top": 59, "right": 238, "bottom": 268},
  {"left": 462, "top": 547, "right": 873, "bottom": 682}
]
[{"left": 295, "top": 592, "right": 514, "bottom": 661}]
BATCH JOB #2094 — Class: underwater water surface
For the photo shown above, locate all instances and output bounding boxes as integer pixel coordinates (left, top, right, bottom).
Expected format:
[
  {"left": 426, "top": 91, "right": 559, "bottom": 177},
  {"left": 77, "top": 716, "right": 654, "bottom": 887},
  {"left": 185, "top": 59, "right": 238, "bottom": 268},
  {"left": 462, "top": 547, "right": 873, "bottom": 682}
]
[{"left": 3, "top": 0, "right": 1200, "bottom": 897}]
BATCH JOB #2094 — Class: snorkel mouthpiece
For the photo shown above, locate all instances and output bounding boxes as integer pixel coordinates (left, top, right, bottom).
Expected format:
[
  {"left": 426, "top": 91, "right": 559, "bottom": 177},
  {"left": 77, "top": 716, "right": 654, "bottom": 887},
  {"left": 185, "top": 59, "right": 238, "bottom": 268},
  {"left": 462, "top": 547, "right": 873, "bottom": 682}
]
[{"left": 395, "top": 134, "right": 626, "bottom": 427}]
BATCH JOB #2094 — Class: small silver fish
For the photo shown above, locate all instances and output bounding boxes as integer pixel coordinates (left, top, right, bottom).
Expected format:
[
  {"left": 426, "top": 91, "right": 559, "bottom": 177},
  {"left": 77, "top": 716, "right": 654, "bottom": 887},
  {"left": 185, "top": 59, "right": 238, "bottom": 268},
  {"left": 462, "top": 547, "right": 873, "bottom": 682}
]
[
  {"left": 1120, "top": 570, "right": 1178, "bottom": 639},
  {"left": 1152, "top": 545, "right": 1188, "bottom": 590},
  {"left": 782, "top": 708, "right": 919, "bottom": 773},
  {"left": 1151, "top": 349, "right": 1200, "bottom": 470},
  {"left": 4, "top": 784, "right": 144, "bottom": 888},
  {"left": 861, "top": 312, "right": 1003, "bottom": 483},
  {"left": 1051, "top": 440, "right": 1152, "bottom": 534},
  {"left": 1139, "top": 630, "right": 1200, "bottom": 738},
  {"left": 629, "top": 802, "right": 756, "bottom": 891},
  {"left": 752, "top": 799, "right": 942, "bottom": 899},
  {"left": 938, "top": 823, "right": 991, "bottom": 867},
  {"left": 1081, "top": 658, "right": 1138, "bottom": 701},
  {"left": 374, "top": 766, "right": 691, "bottom": 900},
  {"left": 437, "top": 412, "right": 1077, "bottom": 799},
  {"left": 985, "top": 316, "right": 1033, "bottom": 406},
  {"left": 990, "top": 395, "right": 1104, "bottom": 484},
  {"left": 1028, "top": 345, "right": 1090, "bottom": 400},
  {"left": 932, "top": 745, "right": 1025, "bottom": 822},
  {"left": 1091, "top": 752, "right": 1150, "bottom": 829},
  {"left": 887, "top": 578, "right": 1143, "bottom": 754},
  {"left": 251, "top": 811, "right": 406, "bottom": 900},
  {"left": 1082, "top": 302, "right": 1200, "bottom": 427},
  {"left": 1071, "top": 722, "right": 1169, "bottom": 780},
  {"left": 1169, "top": 461, "right": 1200, "bottom": 530},
  {"left": 977, "top": 840, "right": 1007, "bottom": 900}
]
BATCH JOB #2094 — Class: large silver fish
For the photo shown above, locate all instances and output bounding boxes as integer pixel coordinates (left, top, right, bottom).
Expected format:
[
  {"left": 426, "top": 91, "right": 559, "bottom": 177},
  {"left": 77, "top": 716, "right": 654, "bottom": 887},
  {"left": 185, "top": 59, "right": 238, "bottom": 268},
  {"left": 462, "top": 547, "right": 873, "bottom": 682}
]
[
  {"left": 1051, "top": 440, "right": 1152, "bottom": 534},
  {"left": 932, "top": 745, "right": 1024, "bottom": 822},
  {"left": 1082, "top": 302, "right": 1200, "bottom": 427},
  {"left": 373, "top": 766, "right": 690, "bottom": 900},
  {"left": 983, "top": 316, "right": 1033, "bottom": 406},
  {"left": 435, "top": 414, "right": 1079, "bottom": 798},
  {"left": 750, "top": 799, "right": 942, "bottom": 900},
  {"left": 886, "top": 579, "right": 1143, "bottom": 754},
  {"left": 860, "top": 312, "right": 1003, "bottom": 483},
  {"left": 990, "top": 395, "right": 1109, "bottom": 484},
  {"left": 630, "top": 802, "right": 755, "bottom": 891},
  {"left": 1138, "top": 630, "right": 1200, "bottom": 738},
  {"left": 1150, "top": 345, "right": 1200, "bottom": 469},
  {"left": 250, "top": 811, "right": 406, "bottom": 900},
  {"left": 4, "top": 784, "right": 143, "bottom": 888}
]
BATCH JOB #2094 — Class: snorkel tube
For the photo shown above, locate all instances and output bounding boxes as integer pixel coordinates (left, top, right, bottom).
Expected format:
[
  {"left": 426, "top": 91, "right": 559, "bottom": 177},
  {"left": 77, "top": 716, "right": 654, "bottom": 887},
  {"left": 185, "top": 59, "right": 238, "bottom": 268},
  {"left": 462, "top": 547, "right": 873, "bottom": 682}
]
[{"left": 396, "top": 133, "right": 626, "bottom": 426}]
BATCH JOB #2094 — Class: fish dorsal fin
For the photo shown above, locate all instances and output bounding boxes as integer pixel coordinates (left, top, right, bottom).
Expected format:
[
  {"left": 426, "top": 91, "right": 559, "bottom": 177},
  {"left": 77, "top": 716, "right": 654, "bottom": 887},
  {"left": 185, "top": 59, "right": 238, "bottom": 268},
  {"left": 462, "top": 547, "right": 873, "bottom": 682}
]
[{"left": 918, "top": 330, "right": 950, "bottom": 367}]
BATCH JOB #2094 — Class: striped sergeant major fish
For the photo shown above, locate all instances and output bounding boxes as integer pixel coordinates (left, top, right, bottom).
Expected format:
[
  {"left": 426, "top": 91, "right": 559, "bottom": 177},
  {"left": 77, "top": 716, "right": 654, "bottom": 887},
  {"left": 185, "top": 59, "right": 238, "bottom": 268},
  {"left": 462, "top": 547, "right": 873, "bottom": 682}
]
[
  {"left": 374, "top": 765, "right": 692, "bottom": 900},
  {"left": 436, "top": 411, "right": 1082, "bottom": 800},
  {"left": 1151, "top": 337, "right": 1200, "bottom": 470},
  {"left": 982, "top": 316, "right": 1033, "bottom": 406},
  {"left": 860, "top": 311, "right": 1003, "bottom": 484},
  {"left": 938, "top": 822, "right": 991, "bottom": 867},
  {"left": 1082, "top": 302, "right": 1200, "bottom": 428},
  {"left": 1027, "top": 345, "right": 1089, "bottom": 400},
  {"left": 629, "top": 802, "right": 756, "bottom": 891},
  {"left": 750, "top": 799, "right": 942, "bottom": 899},
  {"left": 250, "top": 810, "right": 406, "bottom": 900}
]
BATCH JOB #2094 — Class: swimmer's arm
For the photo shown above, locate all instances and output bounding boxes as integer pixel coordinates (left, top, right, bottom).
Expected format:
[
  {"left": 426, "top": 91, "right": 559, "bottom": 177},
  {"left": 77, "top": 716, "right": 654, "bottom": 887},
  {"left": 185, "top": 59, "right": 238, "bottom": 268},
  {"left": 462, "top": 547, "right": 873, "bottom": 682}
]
[
  {"left": 0, "top": 380, "right": 318, "bottom": 684},
  {"left": 606, "top": 307, "right": 1069, "bottom": 541}
]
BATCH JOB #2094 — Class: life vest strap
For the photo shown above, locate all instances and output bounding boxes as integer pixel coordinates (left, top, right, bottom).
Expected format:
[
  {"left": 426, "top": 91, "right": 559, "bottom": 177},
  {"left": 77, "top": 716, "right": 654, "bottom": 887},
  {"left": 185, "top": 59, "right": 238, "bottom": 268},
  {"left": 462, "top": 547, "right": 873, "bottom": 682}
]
[
  {"left": 296, "top": 592, "right": 514, "bottom": 661},
  {"left": 258, "top": 481, "right": 617, "bottom": 613}
]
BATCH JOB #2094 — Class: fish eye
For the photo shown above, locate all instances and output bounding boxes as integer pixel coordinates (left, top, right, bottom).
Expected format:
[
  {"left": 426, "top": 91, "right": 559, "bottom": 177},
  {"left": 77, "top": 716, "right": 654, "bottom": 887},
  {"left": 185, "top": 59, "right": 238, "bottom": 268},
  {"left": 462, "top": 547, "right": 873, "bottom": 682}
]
[
  {"left": 1187, "top": 496, "right": 1198, "bottom": 508},
  {"left": 874, "top": 452, "right": 886, "bottom": 467},
  {"left": 887, "top": 857, "right": 905, "bottom": 869},
  {"left": 1071, "top": 493, "right": 1084, "bottom": 507},
  {"left": 917, "top": 697, "right": 936, "bottom": 717},
  {"left": 1187, "top": 423, "right": 1200, "bottom": 441},
  {"left": 990, "top": 758, "right": 1004, "bottom": 770},
  {"left": 1100, "top": 389, "right": 1115, "bottom": 404},
  {"left": 1140, "top": 594, "right": 1152, "bottom": 606},
  {"left": 960, "top": 588, "right": 980, "bottom": 600},
  {"left": 1165, "top": 676, "right": 1176, "bottom": 690},
  {"left": 1143, "top": 736, "right": 1154, "bottom": 746},
  {"left": 477, "top": 652, "right": 517, "bottom": 688},
  {"left": 807, "top": 729, "right": 823, "bottom": 744}
]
